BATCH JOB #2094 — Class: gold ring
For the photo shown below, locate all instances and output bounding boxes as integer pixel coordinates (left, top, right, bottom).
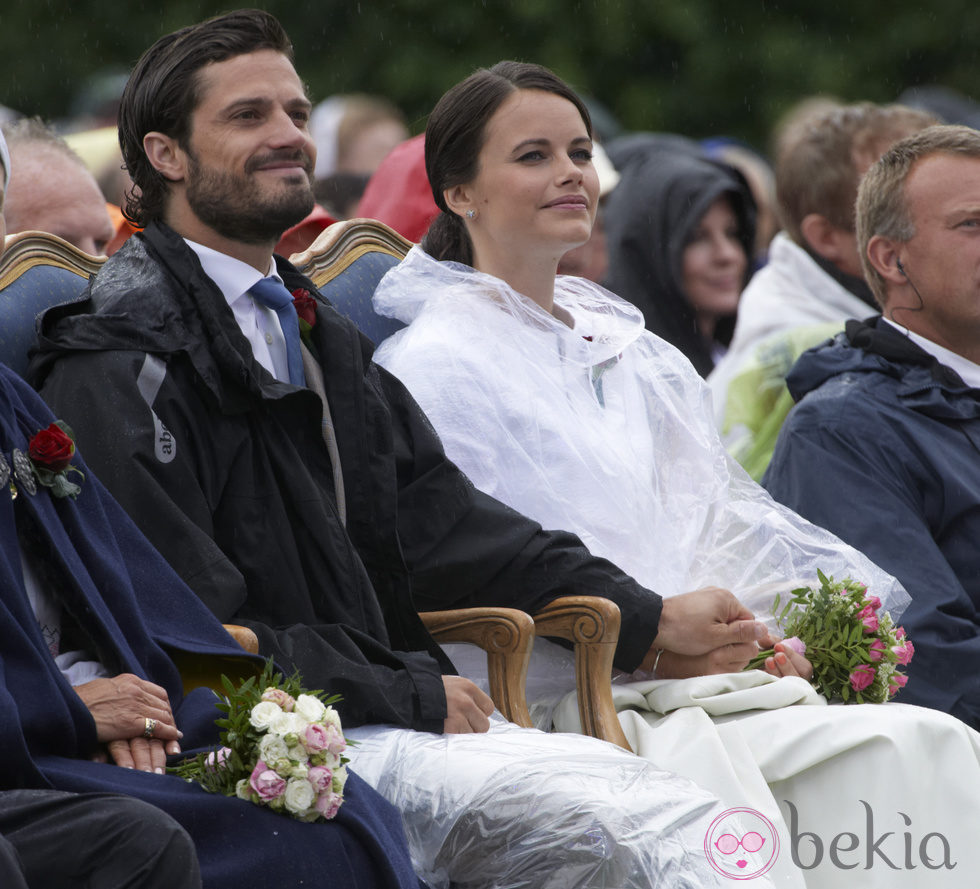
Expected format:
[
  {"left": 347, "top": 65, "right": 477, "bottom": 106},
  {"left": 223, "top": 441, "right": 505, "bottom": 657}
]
[{"left": 143, "top": 717, "right": 156, "bottom": 739}]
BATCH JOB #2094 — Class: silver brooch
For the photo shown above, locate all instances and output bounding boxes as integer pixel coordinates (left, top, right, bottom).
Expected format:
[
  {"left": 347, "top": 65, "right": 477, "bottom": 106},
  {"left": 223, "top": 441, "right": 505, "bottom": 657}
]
[{"left": 12, "top": 449, "right": 37, "bottom": 497}]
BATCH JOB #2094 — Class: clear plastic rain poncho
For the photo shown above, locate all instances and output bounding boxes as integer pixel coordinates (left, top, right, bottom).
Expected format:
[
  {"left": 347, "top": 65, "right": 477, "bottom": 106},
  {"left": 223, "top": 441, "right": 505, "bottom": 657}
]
[{"left": 375, "top": 246, "right": 908, "bottom": 625}]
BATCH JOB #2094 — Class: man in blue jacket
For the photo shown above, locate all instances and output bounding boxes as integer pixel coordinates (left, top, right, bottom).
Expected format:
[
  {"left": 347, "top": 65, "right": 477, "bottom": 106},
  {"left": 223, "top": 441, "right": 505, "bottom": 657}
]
[{"left": 765, "top": 124, "right": 980, "bottom": 728}]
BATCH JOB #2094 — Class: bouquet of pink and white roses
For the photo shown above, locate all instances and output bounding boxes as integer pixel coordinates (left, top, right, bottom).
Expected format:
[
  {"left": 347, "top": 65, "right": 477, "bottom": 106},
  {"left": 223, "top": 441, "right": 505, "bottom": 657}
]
[
  {"left": 171, "top": 661, "right": 349, "bottom": 822},
  {"left": 747, "top": 571, "right": 914, "bottom": 704}
]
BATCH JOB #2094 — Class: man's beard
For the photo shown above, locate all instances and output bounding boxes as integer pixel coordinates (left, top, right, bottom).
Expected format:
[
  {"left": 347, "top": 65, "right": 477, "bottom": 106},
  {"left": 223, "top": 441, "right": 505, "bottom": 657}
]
[{"left": 185, "top": 150, "right": 315, "bottom": 245}]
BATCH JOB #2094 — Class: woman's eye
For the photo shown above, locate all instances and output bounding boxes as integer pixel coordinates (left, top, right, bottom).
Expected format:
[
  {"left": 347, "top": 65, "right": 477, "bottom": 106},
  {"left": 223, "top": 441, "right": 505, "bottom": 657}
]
[
  {"left": 571, "top": 149, "right": 594, "bottom": 162},
  {"left": 518, "top": 150, "right": 545, "bottom": 162}
]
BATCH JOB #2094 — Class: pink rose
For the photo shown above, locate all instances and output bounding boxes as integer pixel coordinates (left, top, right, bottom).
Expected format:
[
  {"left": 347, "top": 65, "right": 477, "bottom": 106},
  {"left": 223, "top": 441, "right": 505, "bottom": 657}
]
[
  {"left": 205, "top": 746, "right": 231, "bottom": 771},
  {"left": 868, "top": 639, "right": 886, "bottom": 662},
  {"left": 857, "top": 605, "right": 879, "bottom": 633},
  {"left": 780, "top": 636, "right": 807, "bottom": 657},
  {"left": 316, "top": 789, "right": 343, "bottom": 820},
  {"left": 304, "top": 723, "right": 330, "bottom": 752},
  {"left": 307, "top": 765, "right": 334, "bottom": 792},
  {"left": 261, "top": 687, "right": 295, "bottom": 711},
  {"left": 888, "top": 673, "right": 909, "bottom": 697},
  {"left": 864, "top": 595, "right": 882, "bottom": 611},
  {"left": 323, "top": 724, "right": 346, "bottom": 756},
  {"left": 849, "top": 665, "right": 876, "bottom": 692},
  {"left": 895, "top": 626, "right": 906, "bottom": 640},
  {"left": 249, "top": 760, "right": 286, "bottom": 801},
  {"left": 892, "top": 639, "right": 915, "bottom": 666}
]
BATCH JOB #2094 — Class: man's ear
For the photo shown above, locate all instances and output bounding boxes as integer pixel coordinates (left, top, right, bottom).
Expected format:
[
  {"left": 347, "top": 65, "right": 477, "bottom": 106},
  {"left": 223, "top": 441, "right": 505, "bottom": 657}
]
[
  {"left": 799, "top": 213, "right": 851, "bottom": 265},
  {"left": 866, "top": 235, "right": 906, "bottom": 285},
  {"left": 142, "top": 132, "right": 187, "bottom": 183},
  {"left": 443, "top": 184, "right": 474, "bottom": 220}
]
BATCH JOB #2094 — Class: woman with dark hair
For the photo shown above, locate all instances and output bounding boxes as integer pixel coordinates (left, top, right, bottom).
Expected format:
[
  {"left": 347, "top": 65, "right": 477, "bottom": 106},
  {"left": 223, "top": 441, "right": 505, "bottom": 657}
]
[
  {"left": 372, "top": 61, "right": 980, "bottom": 889},
  {"left": 602, "top": 143, "right": 757, "bottom": 376}
]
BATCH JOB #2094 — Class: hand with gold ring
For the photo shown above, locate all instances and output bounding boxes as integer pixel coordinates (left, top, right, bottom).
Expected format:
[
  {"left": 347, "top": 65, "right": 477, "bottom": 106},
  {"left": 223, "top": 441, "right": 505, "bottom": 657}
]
[{"left": 73, "top": 674, "right": 183, "bottom": 772}]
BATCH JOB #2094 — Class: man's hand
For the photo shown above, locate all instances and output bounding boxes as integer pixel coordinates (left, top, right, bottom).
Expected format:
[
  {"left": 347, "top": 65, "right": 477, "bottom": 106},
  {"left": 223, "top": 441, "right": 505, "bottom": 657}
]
[
  {"left": 649, "top": 587, "right": 767, "bottom": 658},
  {"left": 442, "top": 676, "right": 494, "bottom": 734},
  {"left": 653, "top": 642, "right": 759, "bottom": 679},
  {"left": 74, "top": 674, "right": 182, "bottom": 747}
]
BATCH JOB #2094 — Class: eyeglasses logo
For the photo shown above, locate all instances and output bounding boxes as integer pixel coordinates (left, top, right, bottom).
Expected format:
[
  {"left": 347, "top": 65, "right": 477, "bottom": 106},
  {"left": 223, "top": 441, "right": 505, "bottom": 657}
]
[{"left": 704, "top": 807, "right": 779, "bottom": 880}]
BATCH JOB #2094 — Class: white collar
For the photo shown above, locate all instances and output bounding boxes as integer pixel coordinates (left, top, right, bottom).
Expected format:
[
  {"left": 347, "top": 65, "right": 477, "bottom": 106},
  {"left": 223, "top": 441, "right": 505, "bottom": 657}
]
[
  {"left": 183, "top": 239, "right": 281, "bottom": 304},
  {"left": 881, "top": 316, "right": 980, "bottom": 389}
]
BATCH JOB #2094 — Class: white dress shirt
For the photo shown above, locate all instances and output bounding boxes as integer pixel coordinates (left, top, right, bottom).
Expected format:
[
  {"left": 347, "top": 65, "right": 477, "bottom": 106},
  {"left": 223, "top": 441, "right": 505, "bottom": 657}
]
[{"left": 185, "top": 239, "right": 291, "bottom": 382}]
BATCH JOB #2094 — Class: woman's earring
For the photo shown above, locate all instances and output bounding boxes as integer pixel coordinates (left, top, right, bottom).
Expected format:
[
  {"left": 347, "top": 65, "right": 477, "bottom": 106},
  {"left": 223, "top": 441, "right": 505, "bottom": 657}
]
[{"left": 465, "top": 209, "right": 477, "bottom": 219}]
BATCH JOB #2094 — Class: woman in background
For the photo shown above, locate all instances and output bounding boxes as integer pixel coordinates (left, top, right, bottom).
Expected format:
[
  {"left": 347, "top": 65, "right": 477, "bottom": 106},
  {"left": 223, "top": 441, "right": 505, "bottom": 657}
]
[{"left": 603, "top": 143, "right": 756, "bottom": 376}]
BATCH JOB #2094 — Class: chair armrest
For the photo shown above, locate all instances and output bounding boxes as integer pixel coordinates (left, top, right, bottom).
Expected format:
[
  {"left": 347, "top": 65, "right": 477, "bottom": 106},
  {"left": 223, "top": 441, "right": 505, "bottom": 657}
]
[
  {"left": 532, "top": 596, "right": 632, "bottom": 751},
  {"left": 421, "top": 607, "right": 534, "bottom": 728},
  {"left": 223, "top": 624, "right": 259, "bottom": 654}
]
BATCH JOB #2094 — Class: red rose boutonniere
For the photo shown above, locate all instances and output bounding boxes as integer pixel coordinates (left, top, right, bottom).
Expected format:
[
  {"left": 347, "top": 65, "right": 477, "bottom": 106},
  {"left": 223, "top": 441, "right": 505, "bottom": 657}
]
[
  {"left": 28, "top": 421, "right": 84, "bottom": 499},
  {"left": 292, "top": 289, "right": 317, "bottom": 346}
]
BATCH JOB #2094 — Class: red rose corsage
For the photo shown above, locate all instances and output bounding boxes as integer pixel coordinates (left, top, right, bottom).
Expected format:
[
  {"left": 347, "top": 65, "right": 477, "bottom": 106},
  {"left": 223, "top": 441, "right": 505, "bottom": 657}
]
[
  {"left": 292, "top": 289, "right": 318, "bottom": 331},
  {"left": 28, "top": 421, "right": 84, "bottom": 499}
]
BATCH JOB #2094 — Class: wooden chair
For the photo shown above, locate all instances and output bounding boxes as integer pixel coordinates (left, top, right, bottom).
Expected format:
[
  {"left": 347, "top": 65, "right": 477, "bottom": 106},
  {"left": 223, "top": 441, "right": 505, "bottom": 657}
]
[
  {"left": 0, "top": 232, "right": 105, "bottom": 378},
  {"left": 290, "top": 218, "right": 410, "bottom": 344},
  {"left": 293, "top": 219, "right": 631, "bottom": 749}
]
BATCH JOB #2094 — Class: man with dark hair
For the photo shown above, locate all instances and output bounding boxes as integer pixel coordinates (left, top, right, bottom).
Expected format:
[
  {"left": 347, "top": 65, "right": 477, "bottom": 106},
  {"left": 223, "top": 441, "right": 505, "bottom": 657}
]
[
  {"left": 764, "top": 124, "right": 980, "bottom": 728},
  {"left": 29, "top": 11, "right": 770, "bottom": 887},
  {"left": 3, "top": 117, "right": 115, "bottom": 255},
  {"left": 709, "top": 101, "right": 935, "bottom": 479}
]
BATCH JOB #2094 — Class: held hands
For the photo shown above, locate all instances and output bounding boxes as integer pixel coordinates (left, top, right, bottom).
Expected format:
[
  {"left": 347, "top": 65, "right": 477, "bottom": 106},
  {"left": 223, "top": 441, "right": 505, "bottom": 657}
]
[
  {"left": 643, "top": 588, "right": 816, "bottom": 680},
  {"left": 442, "top": 676, "right": 495, "bottom": 734},
  {"left": 74, "top": 673, "right": 183, "bottom": 773},
  {"left": 652, "top": 643, "right": 760, "bottom": 679},
  {"left": 648, "top": 586, "right": 767, "bottom": 662}
]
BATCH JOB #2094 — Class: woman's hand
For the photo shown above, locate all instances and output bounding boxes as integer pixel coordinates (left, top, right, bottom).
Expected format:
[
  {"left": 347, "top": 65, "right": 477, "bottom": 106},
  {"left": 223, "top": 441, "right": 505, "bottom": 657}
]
[
  {"left": 74, "top": 674, "right": 182, "bottom": 771},
  {"left": 103, "top": 738, "right": 173, "bottom": 773},
  {"left": 761, "top": 640, "right": 814, "bottom": 681}
]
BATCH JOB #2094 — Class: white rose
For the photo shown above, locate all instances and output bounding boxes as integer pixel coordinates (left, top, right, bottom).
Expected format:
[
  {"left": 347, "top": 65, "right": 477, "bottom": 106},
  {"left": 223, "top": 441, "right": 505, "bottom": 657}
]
[
  {"left": 287, "top": 745, "right": 309, "bottom": 765},
  {"left": 235, "top": 779, "right": 252, "bottom": 801},
  {"left": 322, "top": 706, "right": 342, "bottom": 732},
  {"left": 249, "top": 700, "right": 282, "bottom": 731},
  {"left": 295, "top": 694, "right": 327, "bottom": 723},
  {"left": 270, "top": 711, "right": 308, "bottom": 738},
  {"left": 290, "top": 762, "right": 309, "bottom": 780},
  {"left": 283, "top": 777, "right": 316, "bottom": 815},
  {"left": 258, "top": 733, "right": 290, "bottom": 764},
  {"left": 333, "top": 764, "right": 348, "bottom": 792}
]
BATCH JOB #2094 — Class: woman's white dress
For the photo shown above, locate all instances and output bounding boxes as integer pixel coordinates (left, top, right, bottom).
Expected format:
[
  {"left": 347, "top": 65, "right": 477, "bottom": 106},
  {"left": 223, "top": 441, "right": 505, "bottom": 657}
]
[{"left": 373, "top": 246, "right": 980, "bottom": 888}]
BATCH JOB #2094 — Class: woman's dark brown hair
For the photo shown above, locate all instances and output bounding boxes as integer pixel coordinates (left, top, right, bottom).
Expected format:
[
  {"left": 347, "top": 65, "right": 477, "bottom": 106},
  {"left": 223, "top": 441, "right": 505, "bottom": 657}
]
[{"left": 422, "top": 61, "right": 593, "bottom": 266}]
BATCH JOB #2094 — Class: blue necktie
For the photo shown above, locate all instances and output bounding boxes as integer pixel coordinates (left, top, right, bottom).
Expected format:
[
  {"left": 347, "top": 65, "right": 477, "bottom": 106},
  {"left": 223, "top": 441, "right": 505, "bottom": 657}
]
[{"left": 249, "top": 277, "right": 307, "bottom": 387}]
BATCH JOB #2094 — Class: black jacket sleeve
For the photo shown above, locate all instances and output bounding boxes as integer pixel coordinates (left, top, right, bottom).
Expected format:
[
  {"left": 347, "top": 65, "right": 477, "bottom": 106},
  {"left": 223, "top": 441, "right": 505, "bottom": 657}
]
[{"left": 36, "top": 348, "right": 448, "bottom": 731}]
